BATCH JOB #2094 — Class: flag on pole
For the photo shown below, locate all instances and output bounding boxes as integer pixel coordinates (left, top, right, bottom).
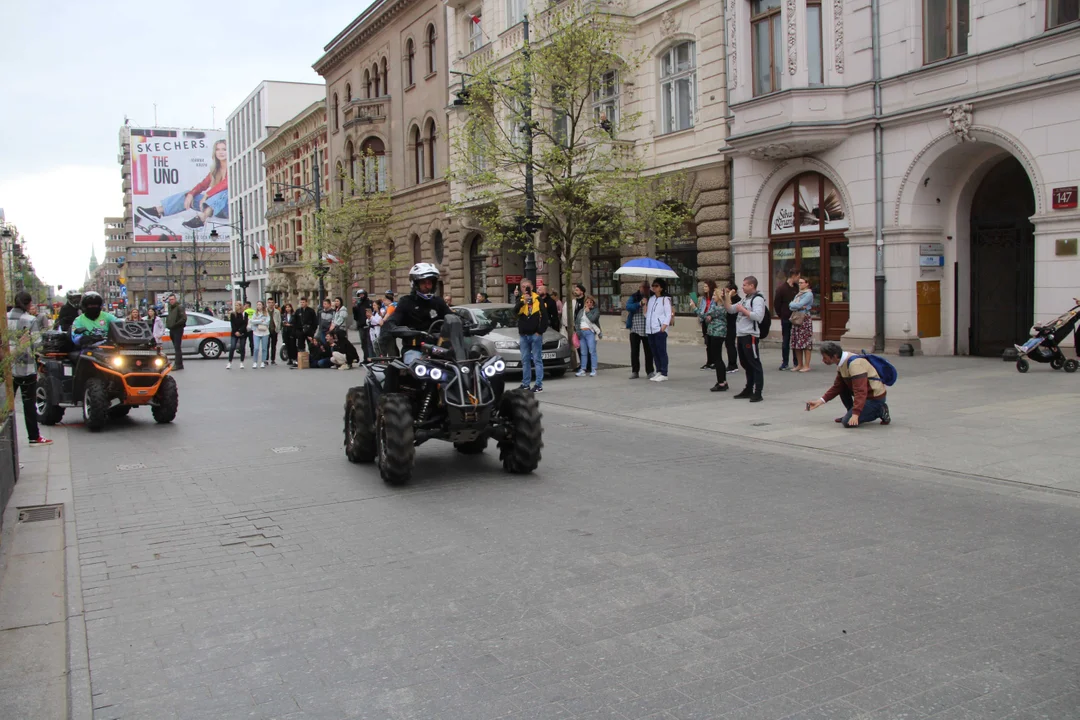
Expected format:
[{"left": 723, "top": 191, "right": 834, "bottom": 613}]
[
  {"left": 267, "top": 244, "right": 277, "bottom": 257},
  {"left": 323, "top": 253, "right": 341, "bottom": 265},
  {"left": 470, "top": 14, "right": 481, "bottom": 23}
]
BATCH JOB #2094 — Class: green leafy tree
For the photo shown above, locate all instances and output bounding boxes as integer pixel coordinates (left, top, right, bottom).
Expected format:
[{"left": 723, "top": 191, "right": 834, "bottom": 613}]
[{"left": 447, "top": 0, "right": 693, "bottom": 337}]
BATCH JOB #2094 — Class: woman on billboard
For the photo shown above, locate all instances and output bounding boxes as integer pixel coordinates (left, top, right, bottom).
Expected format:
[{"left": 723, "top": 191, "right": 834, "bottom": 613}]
[{"left": 137, "top": 140, "right": 229, "bottom": 229}]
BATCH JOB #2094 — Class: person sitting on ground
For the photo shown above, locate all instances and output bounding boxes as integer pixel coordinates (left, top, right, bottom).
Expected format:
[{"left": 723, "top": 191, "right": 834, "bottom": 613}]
[
  {"left": 330, "top": 327, "right": 360, "bottom": 369},
  {"left": 307, "top": 333, "right": 333, "bottom": 368},
  {"left": 805, "top": 341, "right": 891, "bottom": 428}
]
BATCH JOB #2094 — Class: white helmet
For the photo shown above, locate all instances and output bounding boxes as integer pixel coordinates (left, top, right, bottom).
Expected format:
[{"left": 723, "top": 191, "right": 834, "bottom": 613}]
[{"left": 409, "top": 263, "right": 440, "bottom": 299}]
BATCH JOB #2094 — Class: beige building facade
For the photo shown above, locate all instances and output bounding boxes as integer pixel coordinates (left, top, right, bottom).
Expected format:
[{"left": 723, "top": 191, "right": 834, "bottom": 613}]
[
  {"left": 314, "top": 0, "right": 454, "bottom": 300},
  {"left": 444, "top": 0, "right": 731, "bottom": 339},
  {"left": 726, "top": 0, "right": 1080, "bottom": 355}
]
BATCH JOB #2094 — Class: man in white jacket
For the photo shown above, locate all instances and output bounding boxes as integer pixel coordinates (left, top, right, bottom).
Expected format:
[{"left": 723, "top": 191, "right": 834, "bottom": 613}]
[{"left": 724, "top": 276, "right": 766, "bottom": 402}]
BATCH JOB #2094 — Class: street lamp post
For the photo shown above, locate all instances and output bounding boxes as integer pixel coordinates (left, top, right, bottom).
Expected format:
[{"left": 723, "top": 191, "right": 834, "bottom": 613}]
[
  {"left": 272, "top": 146, "right": 323, "bottom": 304},
  {"left": 522, "top": 14, "right": 537, "bottom": 286},
  {"left": 209, "top": 204, "right": 248, "bottom": 302}
]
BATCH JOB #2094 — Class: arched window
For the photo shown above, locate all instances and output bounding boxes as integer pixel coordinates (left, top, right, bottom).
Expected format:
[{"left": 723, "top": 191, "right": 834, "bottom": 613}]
[
  {"left": 768, "top": 172, "right": 850, "bottom": 338},
  {"left": 345, "top": 83, "right": 352, "bottom": 102},
  {"left": 660, "top": 41, "right": 696, "bottom": 133},
  {"left": 364, "top": 69, "right": 372, "bottom": 98},
  {"left": 411, "top": 234, "right": 422, "bottom": 263},
  {"left": 405, "top": 39, "right": 415, "bottom": 86},
  {"left": 425, "top": 118, "right": 437, "bottom": 179},
  {"left": 426, "top": 24, "right": 437, "bottom": 74},
  {"left": 432, "top": 229, "right": 444, "bottom": 265},
  {"left": 373, "top": 64, "right": 381, "bottom": 97},
  {"left": 410, "top": 125, "right": 424, "bottom": 185},
  {"left": 336, "top": 161, "right": 345, "bottom": 198},
  {"left": 345, "top": 140, "right": 355, "bottom": 194},
  {"left": 332, "top": 93, "right": 340, "bottom": 131},
  {"left": 381, "top": 57, "right": 389, "bottom": 94},
  {"left": 468, "top": 235, "right": 486, "bottom": 300},
  {"left": 360, "top": 137, "right": 387, "bottom": 193}
]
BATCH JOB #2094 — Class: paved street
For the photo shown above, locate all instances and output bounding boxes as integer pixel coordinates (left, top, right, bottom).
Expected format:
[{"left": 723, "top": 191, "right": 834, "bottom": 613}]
[{"left": 52, "top": 351, "right": 1080, "bottom": 719}]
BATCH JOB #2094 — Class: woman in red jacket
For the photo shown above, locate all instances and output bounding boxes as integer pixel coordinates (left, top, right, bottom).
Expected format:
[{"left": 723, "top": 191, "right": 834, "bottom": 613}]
[{"left": 137, "top": 140, "right": 229, "bottom": 229}]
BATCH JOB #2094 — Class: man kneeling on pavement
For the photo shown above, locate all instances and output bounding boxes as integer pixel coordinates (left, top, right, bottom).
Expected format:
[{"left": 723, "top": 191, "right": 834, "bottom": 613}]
[{"left": 805, "top": 341, "right": 891, "bottom": 428}]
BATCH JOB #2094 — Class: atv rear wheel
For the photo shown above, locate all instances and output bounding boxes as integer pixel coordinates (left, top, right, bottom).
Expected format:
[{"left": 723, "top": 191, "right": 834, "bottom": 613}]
[
  {"left": 35, "top": 376, "right": 64, "bottom": 426},
  {"left": 498, "top": 388, "right": 543, "bottom": 474},
  {"left": 83, "top": 378, "right": 110, "bottom": 431},
  {"left": 152, "top": 375, "right": 179, "bottom": 423},
  {"left": 1016, "top": 358, "right": 1029, "bottom": 373},
  {"left": 377, "top": 393, "right": 414, "bottom": 486},
  {"left": 454, "top": 437, "right": 488, "bottom": 454},
  {"left": 344, "top": 385, "right": 376, "bottom": 463},
  {"left": 108, "top": 405, "right": 132, "bottom": 418}
]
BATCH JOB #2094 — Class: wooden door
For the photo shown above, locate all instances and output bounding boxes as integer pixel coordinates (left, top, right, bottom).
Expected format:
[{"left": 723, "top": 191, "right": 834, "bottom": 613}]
[
  {"left": 822, "top": 240, "right": 849, "bottom": 340},
  {"left": 970, "top": 225, "right": 1033, "bottom": 356}
]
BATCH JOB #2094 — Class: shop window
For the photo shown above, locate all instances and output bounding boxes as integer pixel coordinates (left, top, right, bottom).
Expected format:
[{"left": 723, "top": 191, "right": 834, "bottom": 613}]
[
  {"left": 660, "top": 42, "right": 696, "bottom": 133},
  {"left": 924, "top": 0, "right": 969, "bottom": 64},
  {"left": 469, "top": 236, "right": 487, "bottom": 300},
  {"left": 1048, "top": 0, "right": 1079, "bottom": 27},
  {"left": 751, "top": 0, "right": 782, "bottom": 96},
  {"left": 589, "top": 246, "right": 621, "bottom": 314},
  {"left": 656, "top": 245, "right": 698, "bottom": 315}
]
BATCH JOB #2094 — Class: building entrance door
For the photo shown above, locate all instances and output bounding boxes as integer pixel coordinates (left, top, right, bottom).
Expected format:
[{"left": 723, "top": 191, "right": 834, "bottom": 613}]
[{"left": 969, "top": 157, "right": 1035, "bottom": 357}]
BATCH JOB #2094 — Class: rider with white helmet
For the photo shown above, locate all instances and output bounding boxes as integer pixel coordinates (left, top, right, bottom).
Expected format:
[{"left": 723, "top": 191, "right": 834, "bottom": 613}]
[{"left": 381, "top": 263, "right": 452, "bottom": 362}]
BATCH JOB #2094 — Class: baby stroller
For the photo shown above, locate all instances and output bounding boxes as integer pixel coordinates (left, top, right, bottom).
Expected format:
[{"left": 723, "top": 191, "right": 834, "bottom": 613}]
[{"left": 1014, "top": 304, "right": 1080, "bottom": 373}]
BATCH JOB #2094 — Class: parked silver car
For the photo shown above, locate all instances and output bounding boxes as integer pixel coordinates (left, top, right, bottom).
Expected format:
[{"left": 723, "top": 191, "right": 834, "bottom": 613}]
[{"left": 451, "top": 303, "right": 571, "bottom": 377}]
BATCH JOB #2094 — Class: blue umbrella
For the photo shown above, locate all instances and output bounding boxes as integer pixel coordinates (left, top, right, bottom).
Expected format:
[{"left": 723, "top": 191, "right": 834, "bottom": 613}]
[{"left": 613, "top": 257, "right": 679, "bottom": 279}]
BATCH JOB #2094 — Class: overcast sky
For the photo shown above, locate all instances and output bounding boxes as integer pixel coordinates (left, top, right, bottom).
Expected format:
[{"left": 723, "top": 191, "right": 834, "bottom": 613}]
[{"left": 0, "top": 0, "right": 369, "bottom": 292}]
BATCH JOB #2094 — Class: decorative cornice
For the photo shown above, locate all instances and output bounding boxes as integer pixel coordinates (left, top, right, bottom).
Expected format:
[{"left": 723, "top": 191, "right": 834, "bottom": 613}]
[{"left": 314, "top": 0, "right": 424, "bottom": 76}]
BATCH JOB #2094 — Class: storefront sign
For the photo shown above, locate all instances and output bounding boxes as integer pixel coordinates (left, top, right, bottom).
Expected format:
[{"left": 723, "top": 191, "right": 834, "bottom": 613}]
[
  {"left": 919, "top": 243, "right": 945, "bottom": 256},
  {"left": 919, "top": 255, "right": 945, "bottom": 267},
  {"left": 505, "top": 274, "right": 523, "bottom": 284},
  {"left": 1052, "top": 186, "right": 1078, "bottom": 210},
  {"left": 772, "top": 247, "right": 795, "bottom": 260}
]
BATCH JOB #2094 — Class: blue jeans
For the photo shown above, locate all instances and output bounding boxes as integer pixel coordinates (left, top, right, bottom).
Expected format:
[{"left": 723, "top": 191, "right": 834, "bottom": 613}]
[
  {"left": 228, "top": 334, "right": 246, "bottom": 362},
  {"left": 403, "top": 349, "right": 423, "bottom": 365},
  {"left": 578, "top": 330, "right": 598, "bottom": 372},
  {"left": 253, "top": 334, "right": 268, "bottom": 363},
  {"left": 647, "top": 332, "right": 669, "bottom": 375},
  {"left": 841, "top": 396, "right": 887, "bottom": 426},
  {"left": 519, "top": 334, "right": 544, "bottom": 387},
  {"left": 161, "top": 189, "right": 229, "bottom": 218}
]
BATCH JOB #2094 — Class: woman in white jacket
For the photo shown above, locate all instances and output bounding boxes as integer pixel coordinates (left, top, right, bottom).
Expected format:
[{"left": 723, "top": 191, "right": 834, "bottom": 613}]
[{"left": 644, "top": 278, "right": 673, "bottom": 381}]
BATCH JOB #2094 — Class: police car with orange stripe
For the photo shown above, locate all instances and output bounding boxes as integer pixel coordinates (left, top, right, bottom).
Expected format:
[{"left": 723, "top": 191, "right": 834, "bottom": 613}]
[{"left": 157, "top": 311, "right": 233, "bottom": 359}]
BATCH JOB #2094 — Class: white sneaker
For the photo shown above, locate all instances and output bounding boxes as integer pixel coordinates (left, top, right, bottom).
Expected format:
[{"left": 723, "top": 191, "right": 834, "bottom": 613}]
[
  {"left": 652, "top": 374, "right": 668, "bottom": 382},
  {"left": 239, "top": 362, "right": 244, "bottom": 369},
  {"left": 226, "top": 362, "right": 231, "bottom": 370},
  {"left": 260, "top": 362, "right": 266, "bottom": 368}
]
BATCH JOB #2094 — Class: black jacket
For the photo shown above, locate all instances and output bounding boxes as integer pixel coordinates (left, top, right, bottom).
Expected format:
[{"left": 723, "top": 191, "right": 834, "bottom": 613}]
[
  {"left": 229, "top": 312, "right": 248, "bottom": 336},
  {"left": 331, "top": 329, "right": 361, "bottom": 365},
  {"left": 57, "top": 303, "right": 79, "bottom": 332},
  {"left": 352, "top": 298, "right": 372, "bottom": 325},
  {"left": 514, "top": 294, "right": 549, "bottom": 336},
  {"left": 382, "top": 292, "right": 453, "bottom": 348},
  {"left": 539, "top": 295, "right": 560, "bottom": 331},
  {"left": 296, "top": 306, "right": 318, "bottom": 338}
]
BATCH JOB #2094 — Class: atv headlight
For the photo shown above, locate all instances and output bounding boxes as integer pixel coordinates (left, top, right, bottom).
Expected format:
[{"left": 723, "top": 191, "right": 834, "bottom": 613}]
[
  {"left": 482, "top": 358, "right": 506, "bottom": 377},
  {"left": 483, "top": 364, "right": 497, "bottom": 377},
  {"left": 413, "top": 364, "right": 429, "bottom": 378},
  {"left": 110, "top": 356, "right": 124, "bottom": 369},
  {"left": 154, "top": 357, "right": 165, "bottom": 368},
  {"left": 494, "top": 340, "right": 518, "bottom": 350},
  {"left": 429, "top": 367, "right": 444, "bottom": 381}
]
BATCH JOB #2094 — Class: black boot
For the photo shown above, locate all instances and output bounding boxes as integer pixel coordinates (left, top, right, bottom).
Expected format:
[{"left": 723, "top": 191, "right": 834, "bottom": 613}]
[{"left": 733, "top": 389, "right": 753, "bottom": 399}]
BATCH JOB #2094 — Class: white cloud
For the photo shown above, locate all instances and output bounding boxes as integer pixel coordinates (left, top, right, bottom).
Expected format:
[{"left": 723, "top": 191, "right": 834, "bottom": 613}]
[{"left": 0, "top": 166, "right": 122, "bottom": 291}]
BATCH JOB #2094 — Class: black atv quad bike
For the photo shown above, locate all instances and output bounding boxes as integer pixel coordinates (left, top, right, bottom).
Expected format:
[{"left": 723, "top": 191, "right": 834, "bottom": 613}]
[
  {"left": 36, "top": 321, "right": 179, "bottom": 431},
  {"left": 343, "top": 314, "right": 543, "bottom": 485}
]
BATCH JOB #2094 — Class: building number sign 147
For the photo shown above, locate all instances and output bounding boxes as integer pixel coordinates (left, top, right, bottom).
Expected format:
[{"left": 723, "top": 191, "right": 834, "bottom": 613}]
[{"left": 1053, "top": 186, "right": 1078, "bottom": 210}]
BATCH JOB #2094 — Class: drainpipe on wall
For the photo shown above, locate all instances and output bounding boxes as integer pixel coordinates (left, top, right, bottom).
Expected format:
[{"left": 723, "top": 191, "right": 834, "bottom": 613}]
[
  {"left": 871, "top": 0, "right": 886, "bottom": 352},
  {"left": 720, "top": 0, "right": 736, "bottom": 284}
]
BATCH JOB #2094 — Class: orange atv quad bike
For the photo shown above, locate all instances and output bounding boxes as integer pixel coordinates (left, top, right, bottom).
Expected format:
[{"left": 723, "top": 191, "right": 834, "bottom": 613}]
[{"left": 36, "top": 321, "right": 178, "bottom": 431}]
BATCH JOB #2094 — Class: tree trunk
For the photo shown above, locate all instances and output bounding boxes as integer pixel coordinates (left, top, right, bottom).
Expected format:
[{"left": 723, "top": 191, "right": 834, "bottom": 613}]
[{"left": 560, "top": 254, "right": 578, "bottom": 371}]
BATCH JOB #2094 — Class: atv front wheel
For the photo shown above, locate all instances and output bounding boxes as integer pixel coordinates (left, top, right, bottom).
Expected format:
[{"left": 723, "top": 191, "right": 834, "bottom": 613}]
[
  {"left": 152, "top": 375, "right": 179, "bottom": 423},
  {"left": 35, "top": 377, "right": 64, "bottom": 426},
  {"left": 377, "top": 393, "right": 415, "bottom": 486},
  {"left": 344, "top": 385, "right": 376, "bottom": 463},
  {"left": 83, "top": 378, "right": 110, "bottom": 431},
  {"left": 498, "top": 389, "right": 543, "bottom": 474},
  {"left": 454, "top": 437, "right": 488, "bottom": 454}
]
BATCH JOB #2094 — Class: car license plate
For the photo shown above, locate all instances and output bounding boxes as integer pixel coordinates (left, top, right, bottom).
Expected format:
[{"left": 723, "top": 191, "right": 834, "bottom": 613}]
[{"left": 542, "top": 352, "right": 557, "bottom": 359}]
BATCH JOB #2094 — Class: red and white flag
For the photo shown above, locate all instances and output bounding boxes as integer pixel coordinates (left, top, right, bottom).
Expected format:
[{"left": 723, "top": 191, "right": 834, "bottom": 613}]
[
  {"left": 323, "top": 253, "right": 341, "bottom": 265},
  {"left": 267, "top": 243, "right": 277, "bottom": 257},
  {"left": 258, "top": 243, "right": 268, "bottom": 259},
  {"left": 470, "top": 14, "right": 481, "bottom": 24}
]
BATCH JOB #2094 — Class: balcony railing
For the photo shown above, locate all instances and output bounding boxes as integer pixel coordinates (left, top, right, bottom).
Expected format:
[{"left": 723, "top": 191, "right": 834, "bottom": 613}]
[
  {"left": 344, "top": 97, "right": 389, "bottom": 129},
  {"left": 271, "top": 250, "right": 302, "bottom": 268}
]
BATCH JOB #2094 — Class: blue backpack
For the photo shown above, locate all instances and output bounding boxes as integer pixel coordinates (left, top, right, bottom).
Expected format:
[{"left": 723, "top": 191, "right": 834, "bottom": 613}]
[{"left": 848, "top": 351, "right": 898, "bottom": 386}]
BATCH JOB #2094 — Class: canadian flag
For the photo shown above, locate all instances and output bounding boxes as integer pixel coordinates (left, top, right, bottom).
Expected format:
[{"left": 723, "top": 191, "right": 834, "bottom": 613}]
[{"left": 323, "top": 253, "right": 342, "bottom": 265}]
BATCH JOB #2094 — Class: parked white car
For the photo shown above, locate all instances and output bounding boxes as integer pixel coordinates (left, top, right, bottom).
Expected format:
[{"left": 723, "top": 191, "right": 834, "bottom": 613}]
[{"left": 158, "top": 311, "right": 232, "bottom": 359}]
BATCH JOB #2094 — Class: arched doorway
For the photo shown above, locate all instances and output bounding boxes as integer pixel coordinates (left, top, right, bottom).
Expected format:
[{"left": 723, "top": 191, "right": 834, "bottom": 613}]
[
  {"left": 969, "top": 157, "right": 1035, "bottom": 357},
  {"left": 768, "top": 172, "right": 850, "bottom": 339}
]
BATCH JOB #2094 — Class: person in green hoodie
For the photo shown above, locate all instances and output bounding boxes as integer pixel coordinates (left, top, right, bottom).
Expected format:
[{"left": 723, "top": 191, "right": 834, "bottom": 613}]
[{"left": 165, "top": 294, "right": 187, "bottom": 370}]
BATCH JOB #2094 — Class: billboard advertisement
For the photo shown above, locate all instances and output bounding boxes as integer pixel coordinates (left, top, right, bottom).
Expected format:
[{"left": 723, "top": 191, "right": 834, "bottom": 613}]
[{"left": 130, "top": 127, "right": 230, "bottom": 242}]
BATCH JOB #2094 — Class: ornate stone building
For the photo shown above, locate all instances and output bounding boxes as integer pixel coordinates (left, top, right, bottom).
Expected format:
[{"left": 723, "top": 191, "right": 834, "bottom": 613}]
[
  {"left": 260, "top": 100, "right": 330, "bottom": 303},
  {"left": 314, "top": 0, "right": 454, "bottom": 300},
  {"left": 726, "top": 0, "right": 1080, "bottom": 355},
  {"left": 444, "top": 0, "right": 730, "bottom": 339}
]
